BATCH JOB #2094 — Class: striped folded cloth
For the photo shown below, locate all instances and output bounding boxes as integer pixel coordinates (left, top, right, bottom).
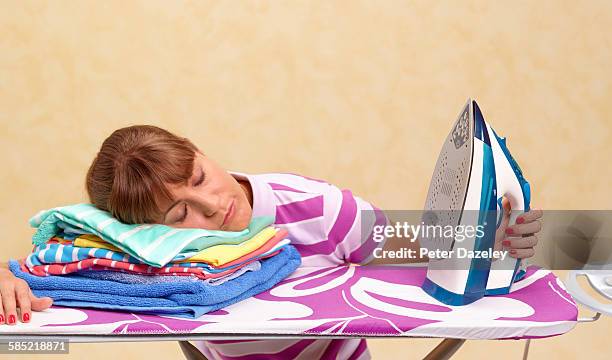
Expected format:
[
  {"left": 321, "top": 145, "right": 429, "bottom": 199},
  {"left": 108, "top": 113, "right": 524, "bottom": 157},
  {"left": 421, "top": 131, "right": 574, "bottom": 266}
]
[
  {"left": 24, "top": 233, "right": 290, "bottom": 278},
  {"left": 29, "top": 203, "right": 274, "bottom": 267}
]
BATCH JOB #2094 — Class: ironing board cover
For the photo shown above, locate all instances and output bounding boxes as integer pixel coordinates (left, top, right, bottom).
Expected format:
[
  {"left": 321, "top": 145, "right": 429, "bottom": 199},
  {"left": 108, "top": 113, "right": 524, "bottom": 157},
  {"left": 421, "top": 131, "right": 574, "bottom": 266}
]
[{"left": 0, "top": 265, "right": 577, "bottom": 340}]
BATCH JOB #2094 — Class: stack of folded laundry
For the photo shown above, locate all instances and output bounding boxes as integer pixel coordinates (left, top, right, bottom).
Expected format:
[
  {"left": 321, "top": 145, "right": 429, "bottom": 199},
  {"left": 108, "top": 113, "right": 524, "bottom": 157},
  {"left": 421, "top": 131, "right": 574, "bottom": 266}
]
[{"left": 9, "top": 203, "right": 301, "bottom": 318}]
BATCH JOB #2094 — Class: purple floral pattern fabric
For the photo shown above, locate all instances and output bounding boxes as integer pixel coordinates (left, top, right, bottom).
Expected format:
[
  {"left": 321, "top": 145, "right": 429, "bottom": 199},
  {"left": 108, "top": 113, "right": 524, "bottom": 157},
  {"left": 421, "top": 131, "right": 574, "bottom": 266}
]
[{"left": 0, "top": 265, "right": 577, "bottom": 340}]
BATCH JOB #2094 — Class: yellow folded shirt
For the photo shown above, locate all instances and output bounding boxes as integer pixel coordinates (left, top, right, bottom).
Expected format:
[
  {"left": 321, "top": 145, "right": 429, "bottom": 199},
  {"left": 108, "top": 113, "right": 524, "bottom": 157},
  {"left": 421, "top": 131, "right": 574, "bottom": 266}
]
[
  {"left": 74, "top": 234, "right": 124, "bottom": 253},
  {"left": 53, "top": 237, "right": 73, "bottom": 245},
  {"left": 175, "top": 226, "right": 278, "bottom": 267}
]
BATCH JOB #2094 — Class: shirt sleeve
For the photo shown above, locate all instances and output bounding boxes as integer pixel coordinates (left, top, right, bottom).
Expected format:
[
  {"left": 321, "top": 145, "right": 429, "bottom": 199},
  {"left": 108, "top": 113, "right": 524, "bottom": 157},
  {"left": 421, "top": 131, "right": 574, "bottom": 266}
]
[{"left": 323, "top": 184, "right": 390, "bottom": 265}]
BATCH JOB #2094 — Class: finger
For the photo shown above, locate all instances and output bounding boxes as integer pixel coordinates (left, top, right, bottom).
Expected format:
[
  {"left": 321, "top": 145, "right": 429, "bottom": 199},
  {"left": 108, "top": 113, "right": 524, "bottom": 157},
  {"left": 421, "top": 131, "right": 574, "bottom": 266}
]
[
  {"left": 15, "top": 282, "right": 31, "bottom": 323},
  {"left": 502, "top": 235, "right": 538, "bottom": 249},
  {"left": 516, "top": 208, "right": 543, "bottom": 224},
  {"left": 29, "top": 290, "right": 53, "bottom": 312},
  {"left": 506, "top": 219, "right": 541, "bottom": 236},
  {"left": 509, "top": 247, "right": 535, "bottom": 259},
  {"left": 0, "top": 284, "right": 17, "bottom": 325}
]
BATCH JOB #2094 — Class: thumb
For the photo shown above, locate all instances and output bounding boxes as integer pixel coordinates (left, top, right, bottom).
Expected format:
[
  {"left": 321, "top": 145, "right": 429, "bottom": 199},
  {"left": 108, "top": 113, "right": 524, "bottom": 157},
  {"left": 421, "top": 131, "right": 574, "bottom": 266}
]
[
  {"left": 500, "top": 196, "right": 511, "bottom": 229},
  {"left": 494, "top": 196, "right": 512, "bottom": 253},
  {"left": 501, "top": 196, "right": 512, "bottom": 217},
  {"left": 29, "top": 290, "right": 53, "bottom": 311}
]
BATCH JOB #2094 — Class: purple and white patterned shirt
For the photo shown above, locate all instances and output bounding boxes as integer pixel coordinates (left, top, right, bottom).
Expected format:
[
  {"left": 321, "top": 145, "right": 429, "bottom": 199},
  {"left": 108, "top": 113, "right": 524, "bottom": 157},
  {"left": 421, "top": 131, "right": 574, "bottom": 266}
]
[{"left": 194, "top": 172, "right": 389, "bottom": 360}]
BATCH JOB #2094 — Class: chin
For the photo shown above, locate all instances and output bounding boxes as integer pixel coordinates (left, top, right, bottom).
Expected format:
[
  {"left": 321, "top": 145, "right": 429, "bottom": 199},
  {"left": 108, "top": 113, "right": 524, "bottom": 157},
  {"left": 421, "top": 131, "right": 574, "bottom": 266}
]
[
  {"left": 233, "top": 218, "right": 251, "bottom": 231},
  {"left": 229, "top": 211, "right": 251, "bottom": 231}
]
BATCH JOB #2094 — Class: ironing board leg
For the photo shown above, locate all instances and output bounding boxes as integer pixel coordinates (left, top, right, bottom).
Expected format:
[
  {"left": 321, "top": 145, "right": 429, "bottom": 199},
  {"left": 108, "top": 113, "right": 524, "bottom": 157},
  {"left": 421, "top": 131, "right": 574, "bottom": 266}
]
[
  {"left": 178, "top": 341, "right": 209, "bottom": 360},
  {"left": 522, "top": 339, "right": 531, "bottom": 360},
  {"left": 423, "top": 338, "right": 466, "bottom": 360}
]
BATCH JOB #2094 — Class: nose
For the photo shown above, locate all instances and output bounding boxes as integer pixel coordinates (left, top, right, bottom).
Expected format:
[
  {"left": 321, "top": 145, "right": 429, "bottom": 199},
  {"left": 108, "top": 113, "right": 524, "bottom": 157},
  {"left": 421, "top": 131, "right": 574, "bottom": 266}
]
[{"left": 192, "top": 191, "right": 221, "bottom": 217}]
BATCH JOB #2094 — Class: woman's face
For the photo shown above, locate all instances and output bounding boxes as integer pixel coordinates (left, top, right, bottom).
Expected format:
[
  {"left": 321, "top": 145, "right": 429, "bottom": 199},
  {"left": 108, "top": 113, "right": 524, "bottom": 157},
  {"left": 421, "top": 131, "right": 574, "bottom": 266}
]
[{"left": 157, "top": 152, "right": 253, "bottom": 231}]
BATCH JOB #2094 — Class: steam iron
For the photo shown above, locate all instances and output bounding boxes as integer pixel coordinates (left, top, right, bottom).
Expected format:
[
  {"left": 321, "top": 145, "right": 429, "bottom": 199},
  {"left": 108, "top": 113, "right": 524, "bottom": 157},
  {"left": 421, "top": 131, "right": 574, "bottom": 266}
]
[{"left": 420, "top": 99, "right": 531, "bottom": 305}]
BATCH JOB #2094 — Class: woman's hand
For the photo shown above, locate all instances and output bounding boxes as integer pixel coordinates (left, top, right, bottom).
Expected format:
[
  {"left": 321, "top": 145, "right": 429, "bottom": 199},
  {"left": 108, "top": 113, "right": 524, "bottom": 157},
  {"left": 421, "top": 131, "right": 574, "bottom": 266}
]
[
  {"left": 0, "top": 266, "right": 53, "bottom": 325},
  {"left": 495, "top": 197, "right": 543, "bottom": 259}
]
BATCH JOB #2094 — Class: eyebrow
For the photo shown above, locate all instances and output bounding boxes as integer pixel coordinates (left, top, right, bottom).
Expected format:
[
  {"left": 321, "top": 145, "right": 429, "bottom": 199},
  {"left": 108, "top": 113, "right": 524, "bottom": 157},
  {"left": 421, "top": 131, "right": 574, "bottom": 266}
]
[{"left": 162, "top": 165, "right": 202, "bottom": 222}]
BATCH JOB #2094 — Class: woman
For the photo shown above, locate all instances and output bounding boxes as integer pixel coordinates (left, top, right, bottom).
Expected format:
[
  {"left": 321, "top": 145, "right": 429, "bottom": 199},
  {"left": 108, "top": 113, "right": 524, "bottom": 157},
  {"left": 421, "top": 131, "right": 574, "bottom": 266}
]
[{"left": 0, "top": 125, "right": 542, "bottom": 359}]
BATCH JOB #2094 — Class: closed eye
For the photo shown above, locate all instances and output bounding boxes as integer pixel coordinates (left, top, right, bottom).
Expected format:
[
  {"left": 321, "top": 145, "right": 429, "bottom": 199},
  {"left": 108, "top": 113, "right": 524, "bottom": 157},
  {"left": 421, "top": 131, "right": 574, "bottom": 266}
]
[
  {"left": 194, "top": 169, "right": 205, "bottom": 187},
  {"left": 177, "top": 203, "right": 188, "bottom": 223}
]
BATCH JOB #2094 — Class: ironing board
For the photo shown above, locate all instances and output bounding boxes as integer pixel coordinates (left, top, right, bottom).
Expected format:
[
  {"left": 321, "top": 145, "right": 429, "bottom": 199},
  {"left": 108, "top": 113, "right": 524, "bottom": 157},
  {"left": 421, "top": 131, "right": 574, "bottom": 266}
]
[{"left": 0, "top": 264, "right": 577, "bottom": 343}]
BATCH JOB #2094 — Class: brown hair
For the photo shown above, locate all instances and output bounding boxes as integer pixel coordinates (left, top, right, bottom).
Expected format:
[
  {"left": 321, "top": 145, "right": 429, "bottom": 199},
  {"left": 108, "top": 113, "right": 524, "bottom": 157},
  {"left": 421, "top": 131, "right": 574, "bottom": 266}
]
[{"left": 86, "top": 125, "right": 199, "bottom": 224}]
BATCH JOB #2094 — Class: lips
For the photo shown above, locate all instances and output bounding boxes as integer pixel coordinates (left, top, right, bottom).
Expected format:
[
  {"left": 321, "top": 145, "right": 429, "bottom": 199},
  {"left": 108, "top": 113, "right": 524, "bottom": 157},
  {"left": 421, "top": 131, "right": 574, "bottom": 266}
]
[{"left": 222, "top": 200, "right": 235, "bottom": 228}]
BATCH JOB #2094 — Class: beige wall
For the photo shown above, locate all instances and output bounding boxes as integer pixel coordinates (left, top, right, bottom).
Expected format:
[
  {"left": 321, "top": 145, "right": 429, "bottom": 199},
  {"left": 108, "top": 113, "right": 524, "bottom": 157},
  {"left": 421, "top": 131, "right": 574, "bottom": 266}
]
[{"left": 1, "top": 1, "right": 610, "bottom": 359}]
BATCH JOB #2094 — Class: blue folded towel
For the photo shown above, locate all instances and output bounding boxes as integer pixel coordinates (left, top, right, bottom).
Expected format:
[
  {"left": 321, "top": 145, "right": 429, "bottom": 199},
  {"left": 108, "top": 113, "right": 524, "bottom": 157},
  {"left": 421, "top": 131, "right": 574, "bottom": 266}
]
[
  {"left": 77, "top": 261, "right": 262, "bottom": 287},
  {"left": 10, "top": 245, "right": 301, "bottom": 318}
]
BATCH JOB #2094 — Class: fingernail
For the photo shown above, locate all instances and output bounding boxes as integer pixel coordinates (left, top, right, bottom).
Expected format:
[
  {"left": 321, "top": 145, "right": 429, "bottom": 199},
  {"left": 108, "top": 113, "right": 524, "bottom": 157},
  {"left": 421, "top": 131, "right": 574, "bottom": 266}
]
[
  {"left": 23, "top": 313, "right": 30, "bottom": 322},
  {"left": 510, "top": 249, "right": 517, "bottom": 255},
  {"left": 8, "top": 315, "right": 15, "bottom": 324},
  {"left": 502, "top": 240, "right": 511, "bottom": 246},
  {"left": 505, "top": 228, "right": 514, "bottom": 235},
  {"left": 0, "top": 315, "right": 4, "bottom": 324},
  {"left": 516, "top": 217, "right": 525, "bottom": 224}
]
